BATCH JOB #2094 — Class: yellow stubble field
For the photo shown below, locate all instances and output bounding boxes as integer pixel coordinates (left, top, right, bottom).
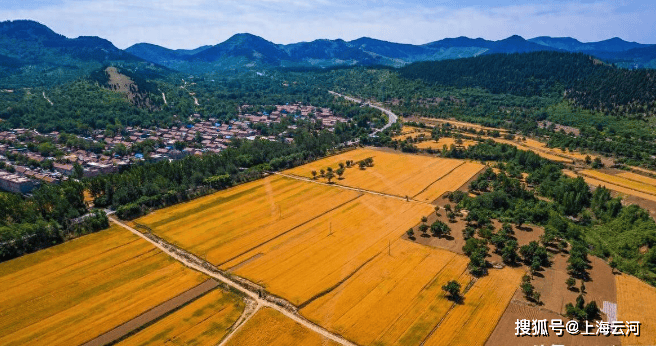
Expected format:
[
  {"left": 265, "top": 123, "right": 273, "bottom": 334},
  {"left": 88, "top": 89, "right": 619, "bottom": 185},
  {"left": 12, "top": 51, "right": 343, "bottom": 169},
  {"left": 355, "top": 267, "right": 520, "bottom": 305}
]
[
  {"left": 486, "top": 137, "right": 573, "bottom": 163},
  {"left": 285, "top": 148, "right": 483, "bottom": 201},
  {"left": 225, "top": 307, "right": 340, "bottom": 346},
  {"left": 301, "top": 240, "right": 471, "bottom": 346},
  {"left": 117, "top": 289, "right": 244, "bottom": 346},
  {"left": 0, "top": 225, "right": 208, "bottom": 346},
  {"left": 615, "top": 274, "right": 656, "bottom": 345}
]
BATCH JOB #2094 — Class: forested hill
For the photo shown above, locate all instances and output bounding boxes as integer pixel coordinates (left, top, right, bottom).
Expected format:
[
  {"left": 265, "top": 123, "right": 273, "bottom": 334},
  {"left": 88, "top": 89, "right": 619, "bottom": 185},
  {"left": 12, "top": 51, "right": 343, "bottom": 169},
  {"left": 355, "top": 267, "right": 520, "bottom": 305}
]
[
  {"left": 0, "top": 20, "right": 164, "bottom": 87},
  {"left": 399, "top": 51, "right": 656, "bottom": 116}
]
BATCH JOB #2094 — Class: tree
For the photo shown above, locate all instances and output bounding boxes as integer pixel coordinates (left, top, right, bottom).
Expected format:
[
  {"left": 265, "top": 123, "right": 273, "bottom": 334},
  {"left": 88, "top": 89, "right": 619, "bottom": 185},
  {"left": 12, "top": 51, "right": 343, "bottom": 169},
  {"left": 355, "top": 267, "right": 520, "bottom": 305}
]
[
  {"left": 444, "top": 204, "right": 452, "bottom": 212},
  {"left": 566, "top": 277, "right": 576, "bottom": 290},
  {"left": 406, "top": 228, "right": 415, "bottom": 239},
  {"left": 336, "top": 168, "right": 345, "bottom": 180},
  {"left": 311, "top": 170, "right": 317, "bottom": 179},
  {"left": 431, "top": 220, "right": 451, "bottom": 238},
  {"left": 326, "top": 171, "right": 335, "bottom": 183},
  {"left": 72, "top": 163, "right": 84, "bottom": 179},
  {"left": 320, "top": 168, "right": 325, "bottom": 177},
  {"left": 442, "top": 280, "right": 461, "bottom": 301},
  {"left": 358, "top": 161, "right": 366, "bottom": 170},
  {"left": 419, "top": 223, "right": 429, "bottom": 237}
]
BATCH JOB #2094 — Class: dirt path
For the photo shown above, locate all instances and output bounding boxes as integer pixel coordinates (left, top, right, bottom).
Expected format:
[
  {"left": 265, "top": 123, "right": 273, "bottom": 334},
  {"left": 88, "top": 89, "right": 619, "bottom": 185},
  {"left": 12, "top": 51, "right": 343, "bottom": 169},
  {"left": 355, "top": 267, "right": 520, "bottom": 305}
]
[
  {"left": 274, "top": 171, "right": 433, "bottom": 206},
  {"left": 161, "top": 92, "right": 167, "bottom": 105},
  {"left": 81, "top": 279, "right": 219, "bottom": 346},
  {"left": 108, "top": 217, "right": 357, "bottom": 346},
  {"left": 217, "top": 300, "right": 261, "bottom": 346}
]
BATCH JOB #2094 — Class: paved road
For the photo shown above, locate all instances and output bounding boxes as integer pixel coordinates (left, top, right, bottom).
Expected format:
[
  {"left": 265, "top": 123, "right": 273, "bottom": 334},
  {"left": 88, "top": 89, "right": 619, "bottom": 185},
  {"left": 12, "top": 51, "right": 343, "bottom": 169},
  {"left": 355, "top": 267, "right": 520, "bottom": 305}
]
[
  {"left": 329, "top": 91, "right": 398, "bottom": 135},
  {"left": 109, "top": 217, "right": 357, "bottom": 346}
]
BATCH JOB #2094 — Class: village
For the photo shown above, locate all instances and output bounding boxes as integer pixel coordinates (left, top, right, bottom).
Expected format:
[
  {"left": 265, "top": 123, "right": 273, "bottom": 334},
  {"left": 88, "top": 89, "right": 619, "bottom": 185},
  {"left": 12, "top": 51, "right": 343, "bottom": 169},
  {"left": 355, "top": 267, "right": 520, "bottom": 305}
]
[{"left": 0, "top": 103, "right": 346, "bottom": 194}]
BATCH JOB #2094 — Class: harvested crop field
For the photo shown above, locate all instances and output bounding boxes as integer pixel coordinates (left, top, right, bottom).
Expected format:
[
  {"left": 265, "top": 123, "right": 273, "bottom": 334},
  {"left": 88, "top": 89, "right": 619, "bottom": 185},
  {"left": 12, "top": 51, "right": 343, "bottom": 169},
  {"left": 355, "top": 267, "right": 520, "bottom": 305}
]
[
  {"left": 0, "top": 225, "right": 207, "bottom": 346},
  {"left": 117, "top": 289, "right": 244, "bottom": 346},
  {"left": 224, "top": 307, "right": 340, "bottom": 346},
  {"left": 486, "top": 299, "right": 621, "bottom": 346},
  {"left": 616, "top": 274, "right": 656, "bottom": 345},
  {"left": 285, "top": 148, "right": 483, "bottom": 201},
  {"left": 301, "top": 240, "right": 470, "bottom": 346}
]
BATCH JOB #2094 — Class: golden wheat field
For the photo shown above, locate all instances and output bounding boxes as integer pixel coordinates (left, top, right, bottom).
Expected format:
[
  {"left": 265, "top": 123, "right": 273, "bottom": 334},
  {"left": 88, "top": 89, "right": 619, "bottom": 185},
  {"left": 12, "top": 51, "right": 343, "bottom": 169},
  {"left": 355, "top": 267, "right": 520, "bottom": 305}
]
[
  {"left": 569, "top": 171, "right": 656, "bottom": 202},
  {"left": 616, "top": 274, "right": 656, "bottom": 345},
  {"left": 617, "top": 171, "right": 656, "bottom": 186},
  {"left": 0, "top": 225, "right": 207, "bottom": 346},
  {"left": 225, "top": 307, "right": 340, "bottom": 346},
  {"left": 580, "top": 169, "right": 656, "bottom": 197},
  {"left": 393, "top": 126, "right": 432, "bottom": 141},
  {"left": 413, "top": 162, "right": 483, "bottom": 202},
  {"left": 423, "top": 267, "right": 525, "bottom": 346},
  {"left": 486, "top": 137, "right": 573, "bottom": 163},
  {"left": 137, "top": 175, "right": 361, "bottom": 266},
  {"left": 228, "top": 194, "right": 434, "bottom": 305},
  {"left": 415, "top": 137, "right": 478, "bottom": 150},
  {"left": 285, "top": 147, "right": 483, "bottom": 200},
  {"left": 117, "top": 289, "right": 244, "bottom": 346},
  {"left": 420, "top": 118, "right": 509, "bottom": 134},
  {"left": 301, "top": 240, "right": 470, "bottom": 346}
]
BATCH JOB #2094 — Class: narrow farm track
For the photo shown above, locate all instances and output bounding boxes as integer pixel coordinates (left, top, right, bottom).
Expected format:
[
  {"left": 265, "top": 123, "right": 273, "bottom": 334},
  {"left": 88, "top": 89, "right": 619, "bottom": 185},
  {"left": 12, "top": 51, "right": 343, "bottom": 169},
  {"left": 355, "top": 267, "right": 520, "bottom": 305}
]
[
  {"left": 108, "top": 217, "right": 358, "bottom": 346},
  {"left": 274, "top": 172, "right": 434, "bottom": 206}
]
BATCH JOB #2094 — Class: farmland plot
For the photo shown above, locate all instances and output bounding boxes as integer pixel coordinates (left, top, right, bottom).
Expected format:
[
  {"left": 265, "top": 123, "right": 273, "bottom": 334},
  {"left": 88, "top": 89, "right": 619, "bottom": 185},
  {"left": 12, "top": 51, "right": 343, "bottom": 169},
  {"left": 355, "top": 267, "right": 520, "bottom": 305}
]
[
  {"left": 229, "top": 194, "right": 434, "bottom": 304},
  {"left": 301, "top": 240, "right": 471, "bottom": 346},
  {"left": 415, "top": 137, "right": 477, "bottom": 150},
  {"left": 579, "top": 170, "right": 656, "bottom": 200},
  {"left": 0, "top": 225, "right": 208, "bottom": 346},
  {"left": 423, "top": 267, "right": 525, "bottom": 346},
  {"left": 285, "top": 148, "right": 483, "bottom": 201},
  {"left": 117, "top": 289, "right": 244, "bottom": 346},
  {"left": 616, "top": 274, "right": 656, "bottom": 345},
  {"left": 137, "top": 175, "right": 361, "bottom": 266},
  {"left": 224, "top": 307, "right": 340, "bottom": 346}
]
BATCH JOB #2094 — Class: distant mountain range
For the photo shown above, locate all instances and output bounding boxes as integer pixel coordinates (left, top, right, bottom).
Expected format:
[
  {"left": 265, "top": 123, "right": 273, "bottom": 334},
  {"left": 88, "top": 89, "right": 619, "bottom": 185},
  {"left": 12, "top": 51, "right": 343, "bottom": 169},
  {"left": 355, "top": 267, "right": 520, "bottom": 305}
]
[{"left": 0, "top": 19, "right": 654, "bottom": 87}]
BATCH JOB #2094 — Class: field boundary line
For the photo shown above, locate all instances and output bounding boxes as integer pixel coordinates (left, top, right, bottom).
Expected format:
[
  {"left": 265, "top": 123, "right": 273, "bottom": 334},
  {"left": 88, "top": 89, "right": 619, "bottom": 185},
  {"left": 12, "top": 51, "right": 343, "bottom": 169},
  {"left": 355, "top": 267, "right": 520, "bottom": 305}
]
[
  {"left": 418, "top": 273, "right": 474, "bottom": 346},
  {"left": 411, "top": 162, "right": 467, "bottom": 199},
  {"left": 298, "top": 252, "right": 380, "bottom": 310},
  {"left": 109, "top": 217, "right": 358, "bottom": 346},
  {"left": 217, "top": 193, "right": 364, "bottom": 267},
  {"left": 274, "top": 172, "right": 433, "bottom": 205}
]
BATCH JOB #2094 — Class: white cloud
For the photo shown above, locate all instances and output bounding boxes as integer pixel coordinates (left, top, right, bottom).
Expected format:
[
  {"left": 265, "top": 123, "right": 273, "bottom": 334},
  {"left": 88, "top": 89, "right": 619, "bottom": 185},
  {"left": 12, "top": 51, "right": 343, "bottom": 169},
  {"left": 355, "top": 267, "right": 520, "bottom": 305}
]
[{"left": 0, "top": 0, "right": 653, "bottom": 49}]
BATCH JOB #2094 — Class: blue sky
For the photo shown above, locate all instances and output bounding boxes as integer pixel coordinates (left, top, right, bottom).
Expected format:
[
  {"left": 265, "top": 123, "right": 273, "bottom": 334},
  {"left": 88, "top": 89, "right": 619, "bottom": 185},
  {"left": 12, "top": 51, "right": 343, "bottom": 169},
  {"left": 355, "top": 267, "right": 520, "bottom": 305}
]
[{"left": 1, "top": 0, "right": 654, "bottom": 49}]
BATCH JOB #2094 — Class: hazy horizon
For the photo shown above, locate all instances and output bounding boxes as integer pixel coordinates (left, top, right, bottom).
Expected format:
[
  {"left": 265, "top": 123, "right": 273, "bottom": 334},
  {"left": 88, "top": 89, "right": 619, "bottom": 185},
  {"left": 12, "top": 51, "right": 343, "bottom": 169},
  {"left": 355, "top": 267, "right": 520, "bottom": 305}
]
[{"left": 1, "top": 0, "right": 655, "bottom": 49}]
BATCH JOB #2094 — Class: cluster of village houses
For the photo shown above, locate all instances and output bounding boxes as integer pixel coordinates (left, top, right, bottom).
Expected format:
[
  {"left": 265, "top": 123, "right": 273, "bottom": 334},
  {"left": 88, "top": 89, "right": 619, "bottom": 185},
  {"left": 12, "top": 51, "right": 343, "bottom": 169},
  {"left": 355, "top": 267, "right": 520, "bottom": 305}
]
[{"left": 0, "top": 103, "right": 346, "bottom": 194}]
